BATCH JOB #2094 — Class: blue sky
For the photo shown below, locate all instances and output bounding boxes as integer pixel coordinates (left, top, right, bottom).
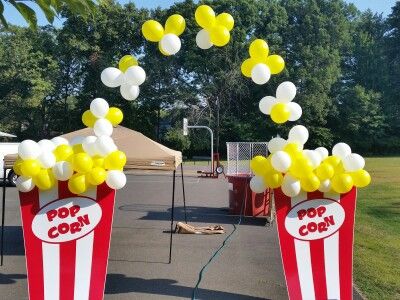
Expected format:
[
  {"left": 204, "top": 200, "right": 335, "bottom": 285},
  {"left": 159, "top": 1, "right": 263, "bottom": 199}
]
[{"left": 3, "top": 0, "right": 398, "bottom": 27}]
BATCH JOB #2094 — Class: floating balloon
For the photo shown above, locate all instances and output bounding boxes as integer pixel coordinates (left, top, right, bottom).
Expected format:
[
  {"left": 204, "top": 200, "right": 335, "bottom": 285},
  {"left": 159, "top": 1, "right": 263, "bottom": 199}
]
[
  {"left": 16, "top": 176, "right": 35, "bottom": 192},
  {"left": 264, "top": 172, "right": 283, "bottom": 189},
  {"left": 250, "top": 155, "right": 271, "bottom": 176},
  {"left": 209, "top": 25, "right": 230, "bottom": 47},
  {"left": 94, "top": 118, "right": 113, "bottom": 137},
  {"left": 318, "top": 179, "right": 331, "bottom": 192},
  {"left": 195, "top": 5, "right": 216, "bottom": 29},
  {"left": 20, "top": 159, "right": 41, "bottom": 177},
  {"left": 52, "top": 161, "right": 73, "bottom": 181},
  {"left": 268, "top": 137, "right": 286, "bottom": 153},
  {"left": 316, "top": 162, "right": 334, "bottom": 180},
  {"left": 71, "top": 153, "right": 93, "bottom": 174},
  {"left": 300, "top": 173, "right": 320, "bottom": 192},
  {"left": 196, "top": 29, "right": 213, "bottom": 49},
  {"left": 315, "top": 147, "right": 329, "bottom": 160},
  {"left": 100, "top": 67, "right": 124, "bottom": 88},
  {"left": 96, "top": 136, "right": 117, "bottom": 157},
  {"left": 90, "top": 98, "right": 109, "bottom": 118},
  {"left": 270, "top": 103, "right": 290, "bottom": 124},
  {"left": 159, "top": 33, "right": 181, "bottom": 55},
  {"left": 250, "top": 176, "right": 267, "bottom": 193},
  {"left": 165, "top": 14, "right": 186, "bottom": 36},
  {"left": 118, "top": 55, "right": 138, "bottom": 72},
  {"left": 38, "top": 151, "right": 56, "bottom": 169},
  {"left": 68, "top": 173, "right": 88, "bottom": 195},
  {"left": 276, "top": 81, "right": 296, "bottom": 103},
  {"left": 288, "top": 125, "right": 309, "bottom": 145},
  {"left": 18, "top": 140, "right": 41, "bottom": 160},
  {"left": 266, "top": 54, "right": 285, "bottom": 74},
  {"left": 34, "top": 169, "right": 55, "bottom": 190},
  {"left": 53, "top": 145, "right": 74, "bottom": 162},
  {"left": 287, "top": 102, "right": 302, "bottom": 121},
  {"left": 271, "top": 151, "right": 291, "bottom": 172},
  {"left": 106, "top": 107, "right": 123, "bottom": 126},
  {"left": 120, "top": 84, "right": 139, "bottom": 101},
  {"left": 249, "top": 39, "right": 269, "bottom": 60},
  {"left": 38, "top": 139, "right": 56, "bottom": 152},
  {"left": 282, "top": 174, "right": 301, "bottom": 197},
  {"left": 82, "top": 136, "right": 98, "bottom": 157},
  {"left": 142, "top": 20, "right": 164, "bottom": 42},
  {"left": 342, "top": 153, "right": 365, "bottom": 172},
  {"left": 86, "top": 167, "right": 107, "bottom": 186},
  {"left": 216, "top": 13, "right": 234, "bottom": 31},
  {"left": 251, "top": 63, "right": 271, "bottom": 85},
  {"left": 106, "top": 170, "right": 127, "bottom": 189},
  {"left": 104, "top": 150, "right": 127, "bottom": 170},
  {"left": 125, "top": 66, "right": 146, "bottom": 86},
  {"left": 259, "top": 96, "right": 277, "bottom": 115},
  {"left": 351, "top": 169, "right": 371, "bottom": 188},
  {"left": 331, "top": 173, "right": 353, "bottom": 194},
  {"left": 82, "top": 110, "right": 97, "bottom": 128},
  {"left": 332, "top": 143, "right": 351, "bottom": 160}
]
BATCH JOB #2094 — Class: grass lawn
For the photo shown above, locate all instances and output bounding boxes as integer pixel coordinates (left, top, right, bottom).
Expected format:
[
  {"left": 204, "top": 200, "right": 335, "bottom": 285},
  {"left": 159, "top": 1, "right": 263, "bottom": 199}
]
[{"left": 354, "top": 157, "right": 400, "bottom": 300}]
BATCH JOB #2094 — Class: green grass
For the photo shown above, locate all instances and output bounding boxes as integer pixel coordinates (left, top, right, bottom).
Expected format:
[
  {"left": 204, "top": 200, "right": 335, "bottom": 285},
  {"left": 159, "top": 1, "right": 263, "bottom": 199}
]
[{"left": 354, "top": 157, "right": 400, "bottom": 300}]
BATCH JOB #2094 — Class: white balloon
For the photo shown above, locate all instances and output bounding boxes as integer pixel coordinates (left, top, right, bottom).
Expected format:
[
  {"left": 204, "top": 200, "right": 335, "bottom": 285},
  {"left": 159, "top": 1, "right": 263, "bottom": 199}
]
[
  {"left": 38, "top": 139, "right": 56, "bottom": 152},
  {"left": 281, "top": 174, "right": 301, "bottom": 197},
  {"left": 52, "top": 161, "right": 73, "bottom": 181},
  {"left": 16, "top": 176, "right": 35, "bottom": 192},
  {"left": 250, "top": 176, "right": 267, "bottom": 193},
  {"left": 318, "top": 179, "right": 331, "bottom": 193},
  {"left": 315, "top": 147, "right": 329, "bottom": 160},
  {"left": 196, "top": 29, "right": 213, "bottom": 49},
  {"left": 287, "top": 102, "right": 302, "bottom": 121},
  {"left": 90, "top": 98, "right": 109, "bottom": 118},
  {"left": 94, "top": 119, "right": 113, "bottom": 137},
  {"left": 100, "top": 67, "right": 124, "bottom": 88},
  {"left": 38, "top": 151, "right": 56, "bottom": 169},
  {"left": 303, "top": 150, "right": 322, "bottom": 169},
  {"left": 160, "top": 33, "right": 181, "bottom": 55},
  {"left": 251, "top": 63, "right": 271, "bottom": 85},
  {"left": 342, "top": 153, "right": 365, "bottom": 172},
  {"left": 106, "top": 170, "right": 127, "bottom": 190},
  {"left": 259, "top": 96, "right": 277, "bottom": 115},
  {"left": 18, "top": 140, "right": 41, "bottom": 160},
  {"left": 271, "top": 151, "right": 291, "bottom": 172},
  {"left": 332, "top": 143, "right": 352, "bottom": 160},
  {"left": 96, "top": 136, "right": 117, "bottom": 156},
  {"left": 120, "top": 84, "right": 140, "bottom": 101},
  {"left": 125, "top": 66, "right": 146, "bottom": 86},
  {"left": 276, "top": 81, "right": 297, "bottom": 103},
  {"left": 82, "top": 136, "right": 99, "bottom": 156},
  {"left": 268, "top": 137, "right": 286, "bottom": 154},
  {"left": 288, "top": 125, "right": 309, "bottom": 145},
  {"left": 70, "top": 135, "right": 85, "bottom": 146},
  {"left": 51, "top": 137, "right": 69, "bottom": 147}
]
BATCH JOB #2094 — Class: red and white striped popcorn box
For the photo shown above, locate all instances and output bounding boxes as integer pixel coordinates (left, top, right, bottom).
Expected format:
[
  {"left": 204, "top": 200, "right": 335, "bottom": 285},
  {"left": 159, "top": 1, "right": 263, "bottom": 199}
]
[
  {"left": 19, "top": 180, "right": 116, "bottom": 300},
  {"left": 274, "top": 187, "right": 357, "bottom": 300}
]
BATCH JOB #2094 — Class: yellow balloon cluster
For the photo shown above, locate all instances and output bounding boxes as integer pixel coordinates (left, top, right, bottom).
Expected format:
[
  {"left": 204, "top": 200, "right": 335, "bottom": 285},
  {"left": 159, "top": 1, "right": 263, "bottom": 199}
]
[
  {"left": 14, "top": 99, "right": 128, "bottom": 195},
  {"left": 194, "top": 5, "right": 234, "bottom": 48},
  {"left": 142, "top": 14, "right": 186, "bottom": 56},
  {"left": 82, "top": 106, "right": 123, "bottom": 128},
  {"left": 241, "top": 39, "right": 285, "bottom": 84},
  {"left": 118, "top": 55, "right": 138, "bottom": 73}
]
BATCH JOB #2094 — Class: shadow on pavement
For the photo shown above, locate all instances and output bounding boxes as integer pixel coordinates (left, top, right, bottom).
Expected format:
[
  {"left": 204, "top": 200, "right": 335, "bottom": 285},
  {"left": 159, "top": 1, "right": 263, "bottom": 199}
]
[
  {"left": 1, "top": 226, "right": 25, "bottom": 256},
  {"left": 119, "top": 205, "right": 268, "bottom": 226},
  {"left": 0, "top": 273, "right": 26, "bottom": 284},
  {"left": 105, "top": 274, "right": 270, "bottom": 300}
]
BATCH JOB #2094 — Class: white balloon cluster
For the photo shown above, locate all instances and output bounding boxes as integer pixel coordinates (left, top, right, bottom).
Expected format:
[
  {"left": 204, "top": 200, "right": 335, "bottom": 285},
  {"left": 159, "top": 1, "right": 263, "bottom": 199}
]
[
  {"left": 259, "top": 81, "right": 302, "bottom": 123},
  {"left": 90, "top": 98, "right": 114, "bottom": 136},
  {"left": 101, "top": 65, "right": 146, "bottom": 101}
]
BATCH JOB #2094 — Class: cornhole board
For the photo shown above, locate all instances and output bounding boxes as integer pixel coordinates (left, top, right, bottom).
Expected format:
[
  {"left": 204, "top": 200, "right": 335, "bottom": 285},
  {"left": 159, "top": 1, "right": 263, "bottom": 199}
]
[
  {"left": 274, "top": 187, "right": 357, "bottom": 300},
  {"left": 18, "top": 181, "right": 116, "bottom": 300}
]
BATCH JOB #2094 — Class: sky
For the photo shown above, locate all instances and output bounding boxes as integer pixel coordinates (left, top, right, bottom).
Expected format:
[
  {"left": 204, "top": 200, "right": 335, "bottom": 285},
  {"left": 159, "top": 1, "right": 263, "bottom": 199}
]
[{"left": 3, "top": 0, "right": 398, "bottom": 27}]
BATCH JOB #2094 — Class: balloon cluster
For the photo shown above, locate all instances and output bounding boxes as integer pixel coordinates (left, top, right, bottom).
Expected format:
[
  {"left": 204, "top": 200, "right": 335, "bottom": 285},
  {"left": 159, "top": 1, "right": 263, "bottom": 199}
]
[
  {"left": 14, "top": 98, "right": 127, "bottom": 195},
  {"left": 142, "top": 14, "right": 186, "bottom": 56},
  {"left": 259, "top": 81, "right": 301, "bottom": 124},
  {"left": 249, "top": 125, "right": 371, "bottom": 197},
  {"left": 101, "top": 55, "right": 146, "bottom": 101},
  {"left": 241, "top": 39, "right": 285, "bottom": 85},
  {"left": 195, "top": 5, "right": 234, "bottom": 49}
]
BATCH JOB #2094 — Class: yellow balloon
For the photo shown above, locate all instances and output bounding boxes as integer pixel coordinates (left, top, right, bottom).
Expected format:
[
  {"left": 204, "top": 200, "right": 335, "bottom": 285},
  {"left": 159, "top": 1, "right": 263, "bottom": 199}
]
[
  {"left": 270, "top": 103, "right": 290, "bottom": 124},
  {"left": 315, "top": 162, "right": 334, "bottom": 180},
  {"left": 165, "top": 14, "right": 186, "bottom": 36},
  {"left": 34, "top": 169, "right": 55, "bottom": 190},
  {"left": 68, "top": 173, "right": 87, "bottom": 195},
  {"left": 158, "top": 42, "right": 171, "bottom": 56},
  {"left": 284, "top": 143, "right": 303, "bottom": 159},
  {"left": 20, "top": 159, "right": 41, "bottom": 177},
  {"left": 54, "top": 145, "right": 74, "bottom": 162},
  {"left": 216, "top": 13, "right": 234, "bottom": 31},
  {"left": 290, "top": 157, "right": 313, "bottom": 178},
  {"left": 249, "top": 39, "right": 269, "bottom": 60},
  {"left": 92, "top": 155, "right": 105, "bottom": 168},
  {"left": 331, "top": 173, "right": 353, "bottom": 194},
  {"left": 106, "top": 107, "right": 124, "bottom": 126},
  {"left": 142, "top": 20, "right": 164, "bottom": 42},
  {"left": 71, "top": 153, "right": 93, "bottom": 174},
  {"left": 104, "top": 151, "right": 127, "bottom": 170},
  {"left": 300, "top": 173, "right": 320, "bottom": 192},
  {"left": 13, "top": 158, "right": 23, "bottom": 176},
  {"left": 86, "top": 167, "right": 107, "bottom": 186},
  {"left": 351, "top": 169, "right": 371, "bottom": 188},
  {"left": 209, "top": 25, "right": 230, "bottom": 47},
  {"left": 73, "top": 144, "right": 84, "bottom": 154},
  {"left": 266, "top": 54, "right": 285, "bottom": 74},
  {"left": 264, "top": 171, "right": 283, "bottom": 188},
  {"left": 118, "top": 55, "right": 138, "bottom": 72},
  {"left": 334, "top": 162, "right": 345, "bottom": 175},
  {"left": 195, "top": 5, "right": 216, "bottom": 29},
  {"left": 324, "top": 155, "right": 341, "bottom": 167},
  {"left": 250, "top": 155, "right": 271, "bottom": 176},
  {"left": 241, "top": 58, "right": 255, "bottom": 77},
  {"left": 82, "top": 110, "right": 96, "bottom": 128}
]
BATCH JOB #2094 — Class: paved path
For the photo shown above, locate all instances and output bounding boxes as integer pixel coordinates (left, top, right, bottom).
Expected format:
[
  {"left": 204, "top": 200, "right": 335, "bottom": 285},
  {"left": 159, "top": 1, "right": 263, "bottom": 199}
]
[{"left": 0, "top": 171, "right": 363, "bottom": 299}]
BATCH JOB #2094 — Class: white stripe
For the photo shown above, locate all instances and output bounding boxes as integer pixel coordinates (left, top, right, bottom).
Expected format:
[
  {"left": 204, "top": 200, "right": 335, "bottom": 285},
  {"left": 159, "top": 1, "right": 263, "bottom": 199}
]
[
  {"left": 324, "top": 192, "right": 341, "bottom": 300},
  {"left": 39, "top": 187, "right": 60, "bottom": 300},
  {"left": 291, "top": 192, "right": 316, "bottom": 300},
  {"left": 74, "top": 232, "right": 94, "bottom": 300}
]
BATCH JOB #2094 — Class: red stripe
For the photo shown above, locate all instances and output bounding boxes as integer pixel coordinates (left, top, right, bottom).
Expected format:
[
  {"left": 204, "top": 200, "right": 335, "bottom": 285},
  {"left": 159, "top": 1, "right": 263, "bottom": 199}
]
[
  {"left": 57, "top": 181, "right": 77, "bottom": 300},
  {"left": 339, "top": 187, "right": 357, "bottom": 300},
  {"left": 89, "top": 183, "right": 116, "bottom": 300},
  {"left": 19, "top": 188, "right": 45, "bottom": 300},
  {"left": 274, "top": 188, "right": 302, "bottom": 300}
]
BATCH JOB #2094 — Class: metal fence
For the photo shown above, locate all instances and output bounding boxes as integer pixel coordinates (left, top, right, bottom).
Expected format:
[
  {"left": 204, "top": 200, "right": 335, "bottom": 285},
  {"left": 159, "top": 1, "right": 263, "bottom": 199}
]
[{"left": 226, "top": 142, "right": 268, "bottom": 176}]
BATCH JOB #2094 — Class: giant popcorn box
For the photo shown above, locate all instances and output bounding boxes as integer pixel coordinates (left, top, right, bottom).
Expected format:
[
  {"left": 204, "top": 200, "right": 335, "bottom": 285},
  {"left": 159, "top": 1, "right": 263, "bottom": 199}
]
[
  {"left": 19, "top": 180, "right": 116, "bottom": 300},
  {"left": 274, "top": 187, "right": 357, "bottom": 300}
]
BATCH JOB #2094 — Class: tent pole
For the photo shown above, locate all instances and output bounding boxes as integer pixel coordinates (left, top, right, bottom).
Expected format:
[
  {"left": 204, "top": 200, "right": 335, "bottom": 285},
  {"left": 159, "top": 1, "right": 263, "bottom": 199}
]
[
  {"left": 1, "top": 168, "right": 7, "bottom": 266},
  {"left": 169, "top": 170, "right": 176, "bottom": 264},
  {"left": 180, "top": 163, "right": 187, "bottom": 224}
]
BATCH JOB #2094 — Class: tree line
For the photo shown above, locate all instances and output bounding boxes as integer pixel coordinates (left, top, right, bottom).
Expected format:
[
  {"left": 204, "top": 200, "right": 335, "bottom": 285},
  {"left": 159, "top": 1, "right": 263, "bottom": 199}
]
[{"left": 0, "top": 0, "right": 399, "bottom": 157}]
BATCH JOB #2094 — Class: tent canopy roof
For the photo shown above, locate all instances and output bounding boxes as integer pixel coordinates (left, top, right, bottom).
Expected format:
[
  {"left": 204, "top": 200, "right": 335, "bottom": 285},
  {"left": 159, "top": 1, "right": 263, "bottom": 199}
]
[{"left": 4, "top": 126, "right": 182, "bottom": 171}]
